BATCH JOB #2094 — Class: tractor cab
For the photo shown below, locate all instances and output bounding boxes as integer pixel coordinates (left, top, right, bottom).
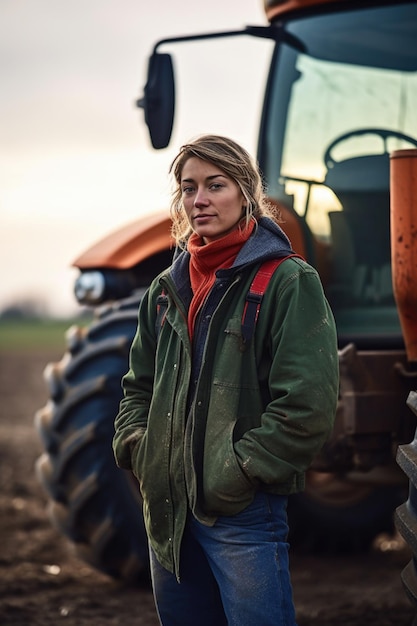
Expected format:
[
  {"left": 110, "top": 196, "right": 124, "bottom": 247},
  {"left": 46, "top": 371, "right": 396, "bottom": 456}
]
[{"left": 256, "top": 1, "right": 417, "bottom": 349}]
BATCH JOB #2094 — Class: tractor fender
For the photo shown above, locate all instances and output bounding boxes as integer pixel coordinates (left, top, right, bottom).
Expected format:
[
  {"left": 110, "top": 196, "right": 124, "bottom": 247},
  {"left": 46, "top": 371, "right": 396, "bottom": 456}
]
[{"left": 72, "top": 210, "right": 173, "bottom": 271}]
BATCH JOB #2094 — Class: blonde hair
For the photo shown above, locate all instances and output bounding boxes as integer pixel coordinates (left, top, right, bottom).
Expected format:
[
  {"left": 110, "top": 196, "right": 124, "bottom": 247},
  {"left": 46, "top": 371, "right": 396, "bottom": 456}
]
[{"left": 169, "top": 134, "right": 280, "bottom": 247}]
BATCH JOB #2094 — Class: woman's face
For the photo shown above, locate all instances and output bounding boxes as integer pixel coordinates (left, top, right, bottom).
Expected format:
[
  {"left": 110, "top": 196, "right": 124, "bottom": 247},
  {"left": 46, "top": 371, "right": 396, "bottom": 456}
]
[{"left": 180, "top": 157, "right": 245, "bottom": 243}]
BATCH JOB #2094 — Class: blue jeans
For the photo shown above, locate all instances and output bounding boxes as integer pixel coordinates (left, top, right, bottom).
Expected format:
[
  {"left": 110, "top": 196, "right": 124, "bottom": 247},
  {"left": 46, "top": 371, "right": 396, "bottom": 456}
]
[{"left": 149, "top": 493, "right": 297, "bottom": 626}]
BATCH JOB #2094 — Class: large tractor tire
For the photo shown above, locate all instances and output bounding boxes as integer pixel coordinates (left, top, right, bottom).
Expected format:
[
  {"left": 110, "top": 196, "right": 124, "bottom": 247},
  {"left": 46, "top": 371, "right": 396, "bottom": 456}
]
[
  {"left": 34, "top": 293, "right": 149, "bottom": 584},
  {"left": 395, "top": 391, "right": 417, "bottom": 608},
  {"left": 35, "top": 292, "right": 406, "bottom": 584}
]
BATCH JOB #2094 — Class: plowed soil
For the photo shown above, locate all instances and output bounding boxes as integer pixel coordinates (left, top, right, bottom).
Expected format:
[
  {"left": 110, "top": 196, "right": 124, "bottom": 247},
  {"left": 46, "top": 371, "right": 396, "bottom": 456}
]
[{"left": 0, "top": 349, "right": 415, "bottom": 625}]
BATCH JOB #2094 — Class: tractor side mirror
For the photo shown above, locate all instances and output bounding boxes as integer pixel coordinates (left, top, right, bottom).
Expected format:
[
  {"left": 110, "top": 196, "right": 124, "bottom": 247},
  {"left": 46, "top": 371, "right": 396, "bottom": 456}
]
[{"left": 136, "top": 52, "right": 175, "bottom": 150}]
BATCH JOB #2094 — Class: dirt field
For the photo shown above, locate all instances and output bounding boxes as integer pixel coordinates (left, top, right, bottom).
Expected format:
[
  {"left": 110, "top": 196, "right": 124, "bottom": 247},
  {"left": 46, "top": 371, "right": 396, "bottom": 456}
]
[{"left": 1, "top": 348, "right": 416, "bottom": 626}]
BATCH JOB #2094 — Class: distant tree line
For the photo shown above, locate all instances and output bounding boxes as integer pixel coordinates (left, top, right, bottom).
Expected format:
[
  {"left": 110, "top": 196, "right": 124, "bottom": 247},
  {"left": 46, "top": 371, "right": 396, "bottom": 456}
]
[
  {"left": 0, "top": 297, "right": 50, "bottom": 320},
  {"left": 0, "top": 297, "right": 92, "bottom": 321}
]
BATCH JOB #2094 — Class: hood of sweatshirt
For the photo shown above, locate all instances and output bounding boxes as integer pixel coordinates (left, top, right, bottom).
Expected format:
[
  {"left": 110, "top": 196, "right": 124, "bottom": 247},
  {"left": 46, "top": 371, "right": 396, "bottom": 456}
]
[{"left": 166, "top": 216, "right": 294, "bottom": 303}]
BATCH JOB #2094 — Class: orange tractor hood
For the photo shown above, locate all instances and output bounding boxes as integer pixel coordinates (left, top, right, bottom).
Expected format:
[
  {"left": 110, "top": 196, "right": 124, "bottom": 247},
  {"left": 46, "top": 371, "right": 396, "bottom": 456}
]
[{"left": 72, "top": 210, "right": 173, "bottom": 270}]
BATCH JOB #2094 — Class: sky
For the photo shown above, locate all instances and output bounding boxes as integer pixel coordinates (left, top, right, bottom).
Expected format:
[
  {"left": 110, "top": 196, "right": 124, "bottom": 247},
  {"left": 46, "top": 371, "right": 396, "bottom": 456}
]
[{"left": 1, "top": 0, "right": 272, "bottom": 317}]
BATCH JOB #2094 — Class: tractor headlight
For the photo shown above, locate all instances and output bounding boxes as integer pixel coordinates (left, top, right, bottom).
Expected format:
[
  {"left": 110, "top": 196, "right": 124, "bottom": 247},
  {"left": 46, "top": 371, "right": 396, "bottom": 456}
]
[{"left": 74, "top": 271, "right": 106, "bottom": 305}]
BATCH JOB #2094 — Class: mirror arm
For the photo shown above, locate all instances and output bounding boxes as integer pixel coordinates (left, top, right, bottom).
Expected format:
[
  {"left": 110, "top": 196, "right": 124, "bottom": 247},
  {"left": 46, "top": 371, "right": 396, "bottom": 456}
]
[{"left": 151, "top": 25, "right": 285, "bottom": 54}]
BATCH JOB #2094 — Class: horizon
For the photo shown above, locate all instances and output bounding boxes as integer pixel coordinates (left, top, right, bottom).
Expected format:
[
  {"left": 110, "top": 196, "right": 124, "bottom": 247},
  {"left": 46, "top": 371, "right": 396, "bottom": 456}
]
[{"left": 1, "top": 0, "right": 269, "bottom": 317}]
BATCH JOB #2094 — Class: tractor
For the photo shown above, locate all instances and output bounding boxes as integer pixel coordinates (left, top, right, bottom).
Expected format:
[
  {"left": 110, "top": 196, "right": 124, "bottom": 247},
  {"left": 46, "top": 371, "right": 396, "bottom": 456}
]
[{"left": 35, "top": 0, "right": 417, "bottom": 605}]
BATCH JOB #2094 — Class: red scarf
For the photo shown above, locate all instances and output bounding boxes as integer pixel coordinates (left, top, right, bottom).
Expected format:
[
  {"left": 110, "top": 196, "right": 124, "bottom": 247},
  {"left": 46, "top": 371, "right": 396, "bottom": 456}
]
[{"left": 187, "top": 221, "right": 255, "bottom": 339}]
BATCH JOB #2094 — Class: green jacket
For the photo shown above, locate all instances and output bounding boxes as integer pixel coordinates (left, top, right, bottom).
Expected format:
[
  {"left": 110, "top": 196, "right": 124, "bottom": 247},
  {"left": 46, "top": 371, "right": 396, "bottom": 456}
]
[{"left": 113, "top": 219, "right": 339, "bottom": 578}]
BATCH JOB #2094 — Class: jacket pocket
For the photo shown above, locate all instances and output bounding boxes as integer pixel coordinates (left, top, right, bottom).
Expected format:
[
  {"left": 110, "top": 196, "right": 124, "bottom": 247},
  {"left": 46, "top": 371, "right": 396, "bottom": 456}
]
[
  {"left": 131, "top": 429, "right": 148, "bottom": 484},
  {"left": 203, "top": 421, "right": 255, "bottom": 516}
]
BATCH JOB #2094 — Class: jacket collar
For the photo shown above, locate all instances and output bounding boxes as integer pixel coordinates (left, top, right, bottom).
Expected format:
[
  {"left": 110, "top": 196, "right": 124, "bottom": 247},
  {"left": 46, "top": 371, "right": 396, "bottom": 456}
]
[{"left": 166, "top": 217, "right": 294, "bottom": 296}]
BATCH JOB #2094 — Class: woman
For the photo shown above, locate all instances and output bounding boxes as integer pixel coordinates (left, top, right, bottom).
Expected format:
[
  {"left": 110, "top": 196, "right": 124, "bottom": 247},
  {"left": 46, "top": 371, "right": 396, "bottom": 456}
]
[{"left": 113, "top": 134, "right": 339, "bottom": 625}]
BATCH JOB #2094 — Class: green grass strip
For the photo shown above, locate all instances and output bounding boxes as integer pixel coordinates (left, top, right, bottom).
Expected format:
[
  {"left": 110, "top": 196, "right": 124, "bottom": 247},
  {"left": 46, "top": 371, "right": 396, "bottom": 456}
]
[{"left": 0, "top": 318, "right": 91, "bottom": 351}]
